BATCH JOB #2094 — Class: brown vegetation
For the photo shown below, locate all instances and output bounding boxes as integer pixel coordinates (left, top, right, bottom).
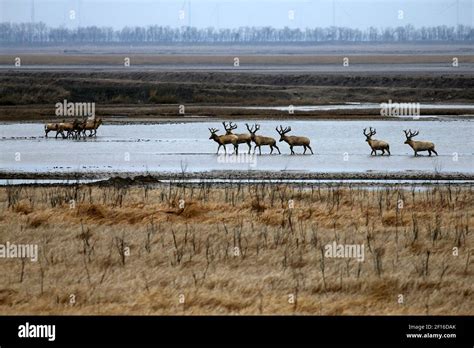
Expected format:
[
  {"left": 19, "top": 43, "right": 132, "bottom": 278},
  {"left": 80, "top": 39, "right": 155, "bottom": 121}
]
[
  {"left": 0, "top": 183, "right": 472, "bottom": 315},
  {"left": 2, "top": 53, "right": 474, "bottom": 66},
  {"left": 1, "top": 69, "right": 473, "bottom": 119}
]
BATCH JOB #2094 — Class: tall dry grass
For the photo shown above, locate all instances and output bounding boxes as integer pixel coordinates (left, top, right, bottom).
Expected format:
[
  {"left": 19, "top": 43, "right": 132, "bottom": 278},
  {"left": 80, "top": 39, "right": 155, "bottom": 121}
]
[{"left": 0, "top": 182, "right": 472, "bottom": 315}]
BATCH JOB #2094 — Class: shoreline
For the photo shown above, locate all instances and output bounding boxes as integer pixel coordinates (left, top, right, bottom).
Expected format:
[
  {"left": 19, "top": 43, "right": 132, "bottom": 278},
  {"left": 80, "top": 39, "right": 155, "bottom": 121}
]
[
  {"left": 0, "top": 105, "right": 473, "bottom": 123},
  {"left": 1, "top": 170, "right": 473, "bottom": 183}
]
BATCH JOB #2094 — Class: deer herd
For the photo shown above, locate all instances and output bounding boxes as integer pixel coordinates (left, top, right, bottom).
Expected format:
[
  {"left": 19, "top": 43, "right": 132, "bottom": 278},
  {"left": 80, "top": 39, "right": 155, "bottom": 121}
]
[
  {"left": 44, "top": 118, "right": 103, "bottom": 139},
  {"left": 42, "top": 118, "right": 438, "bottom": 157},
  {"left": 210, "top": 122, "right": 438, "bottom": 157}
]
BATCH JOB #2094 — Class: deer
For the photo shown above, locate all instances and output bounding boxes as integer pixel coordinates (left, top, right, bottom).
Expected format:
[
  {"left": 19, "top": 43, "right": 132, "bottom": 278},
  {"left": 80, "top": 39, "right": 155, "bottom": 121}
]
[
  {"left": 58, "top": 118, "right": 79, "bottom": 139},
  {"left": 276, "top": 125, "right": 313, "bottom": 155},
  {"left": 44, "top": 120, "right": 69, "bottom": 139},
  {"left": 60, "top": 119, "right": 75, "bottom": 139},
  {"left": 209, "top": 128, "right": 238, "bottom": 154},
  {"left": 363, "top": 127, "right": 390, "bottom": 156},
  {"left": 92, "top": 118, "right": 103, "bottom": 136},
  {"left": 403, "top": 129, "right": 438, "bottom": 156},
  {"left": 52, "top": 120, "right": 70, "bottom": 139},
  {"left": 83, "top": 118, "right": 102, "bottom": 137},
  {"left": 223, "top": 122, "right": 252, "bottom": 154},
  {"left": 44, "top": 123, "right": 59, "bottom": 137},
  {"left": 73, "top": 119, "right": 88, "bottom": 139},
  {"left": 245, "top": 123, "right": 280, "bottom": 155}
]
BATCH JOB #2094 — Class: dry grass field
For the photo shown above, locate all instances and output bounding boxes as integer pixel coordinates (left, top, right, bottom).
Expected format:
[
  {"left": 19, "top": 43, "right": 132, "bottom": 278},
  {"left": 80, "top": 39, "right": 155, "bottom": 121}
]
[{"left": 0, "top": 182, "right": 472, "bottom": 315}]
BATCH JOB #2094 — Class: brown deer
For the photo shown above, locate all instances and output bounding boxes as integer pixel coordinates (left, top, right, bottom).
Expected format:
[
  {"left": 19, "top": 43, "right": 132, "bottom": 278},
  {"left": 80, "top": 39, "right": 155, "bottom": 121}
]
[
  {"left": 44, "top": 123, "right": 59, "bottom": 137},
  {"left": 245, "top": 123, "right": 280, "bottom": 155},
  {"left": 83, "top": 118, "right": 103, "bottom": 137},
  {"left": 223, "top": 122, "right": 252, "bottom": 154},
  {"left": 60, "top": 119, "right": 77, "bottom": 139},
  {"left": 209, "top": 128, "right": 238, "bottom": 154},
  {"left": 403, "top": 129, "right": 438, "bottom": 156},
  {"left": 363, "top": 127, "right": 390, "bottom": 156},
  {"left": 54, "top": 120, "right": 73, "bottom": 139},
  {"left": 73, "top": 119, "right": 88, "bottom": 139},
  {"left": 276, "top": 125, "right": 313, "bottom": 155},
  {"left": 92, "top": 118, "right": 103, "bottom": 136}
]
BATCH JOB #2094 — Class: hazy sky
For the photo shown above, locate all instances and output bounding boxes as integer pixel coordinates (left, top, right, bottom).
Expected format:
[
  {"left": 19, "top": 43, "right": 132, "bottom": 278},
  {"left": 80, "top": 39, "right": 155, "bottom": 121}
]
[{"left": 1, "top": 0, "right": 473, "bottom": 29}]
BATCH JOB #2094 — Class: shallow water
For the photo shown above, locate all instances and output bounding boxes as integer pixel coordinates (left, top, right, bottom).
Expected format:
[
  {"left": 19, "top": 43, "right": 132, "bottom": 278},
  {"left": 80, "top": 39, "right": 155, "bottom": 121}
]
[
  {"left": 0, "top": 179, "right": 101, "bottom": 186},
  {"left": 0, "top": 120, "right": 473, "bottom": 175},
  {"left": 234, "top": 103, "right": 474, "bottom": 112}
]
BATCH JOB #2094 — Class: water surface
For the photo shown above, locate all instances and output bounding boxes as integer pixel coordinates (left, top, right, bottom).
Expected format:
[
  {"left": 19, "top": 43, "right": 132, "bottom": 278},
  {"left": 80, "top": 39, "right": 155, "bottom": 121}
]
[{"left": 1, "top": 120, "right": 472, "bottom": 175}]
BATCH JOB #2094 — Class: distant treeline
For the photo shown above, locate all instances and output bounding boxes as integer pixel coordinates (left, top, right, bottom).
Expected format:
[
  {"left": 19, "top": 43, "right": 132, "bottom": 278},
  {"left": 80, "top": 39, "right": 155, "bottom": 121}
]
[{"left": 1, "top": 23, "right": 473, "bottom": 43}]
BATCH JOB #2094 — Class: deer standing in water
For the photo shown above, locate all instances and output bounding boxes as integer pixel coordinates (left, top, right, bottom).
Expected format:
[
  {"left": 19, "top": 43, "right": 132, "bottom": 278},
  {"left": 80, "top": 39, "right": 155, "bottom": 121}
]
[
  {"left": 55, "top": 120, "right": 75, "bottom": 139},
  {"left": 363, "top": 127, "right": 390, "bottom": 156},
  {"left": 44, "top": 123, "right": 59, "bottom": 137},
  {"left": 209, "top": 128, "right": 238, "bottom": 154},
  {"left": 223, "top": 122, "right": 252, "bottom": 154},
  {"left": 83, "top": 118, "right": 103, "bottom": 137},
  {"left": 403, "top": 129, "right": 438, "bottom": 156},
  {"left": 73, "top": 119, "right": 88, "bottom": 139},
  {"left": 245, "top": 123, "right": 280, "bottom": 155},
  {"left": 276, "top": 125, "right": 313, "bottom": 155}
]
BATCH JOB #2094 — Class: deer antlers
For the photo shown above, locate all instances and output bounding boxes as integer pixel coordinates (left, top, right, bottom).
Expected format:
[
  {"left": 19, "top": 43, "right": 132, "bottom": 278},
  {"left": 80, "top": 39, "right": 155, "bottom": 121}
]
[
  {"left": 245, "top": 123, "right": 262, "bottom": 134},
  {"left": 363, "top": 127, "right": 377, "bottom": 137},
  {"left": 403, "top": 129, "right": 419, "bottom": 139},
  {"left": 276, "top": 125, "right": 291, "bottom": 135},
  {"left": 222, "top": 122, "right": 238, "bottom": 133},
  {"left": 208, "top": 127, "right": 218, "bottom": 135}
]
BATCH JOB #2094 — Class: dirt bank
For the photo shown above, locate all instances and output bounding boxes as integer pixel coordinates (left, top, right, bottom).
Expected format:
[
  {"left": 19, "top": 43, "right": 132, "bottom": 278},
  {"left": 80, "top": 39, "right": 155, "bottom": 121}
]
[
  {"left": 1, "top": 170, "right": 473, "bottom": 183},
  {"left": 1, "top": 69, "right": 473, "bottom": 122}
]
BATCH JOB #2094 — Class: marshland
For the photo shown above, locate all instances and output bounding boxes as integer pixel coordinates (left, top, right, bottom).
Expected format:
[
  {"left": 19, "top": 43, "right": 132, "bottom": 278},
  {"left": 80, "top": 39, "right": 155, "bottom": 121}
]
[
  {"left": 1, "top": 19, "right": 473, "bottom": 319},
  {"left": 0, "top": 181, "right": 472, "bottom": 314}
]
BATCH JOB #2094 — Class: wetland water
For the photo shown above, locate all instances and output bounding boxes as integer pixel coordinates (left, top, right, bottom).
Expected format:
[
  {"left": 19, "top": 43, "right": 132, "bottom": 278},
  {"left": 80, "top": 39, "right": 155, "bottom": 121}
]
[{"left": 0, "top": 120, "right": 473, "bottom": 177}]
